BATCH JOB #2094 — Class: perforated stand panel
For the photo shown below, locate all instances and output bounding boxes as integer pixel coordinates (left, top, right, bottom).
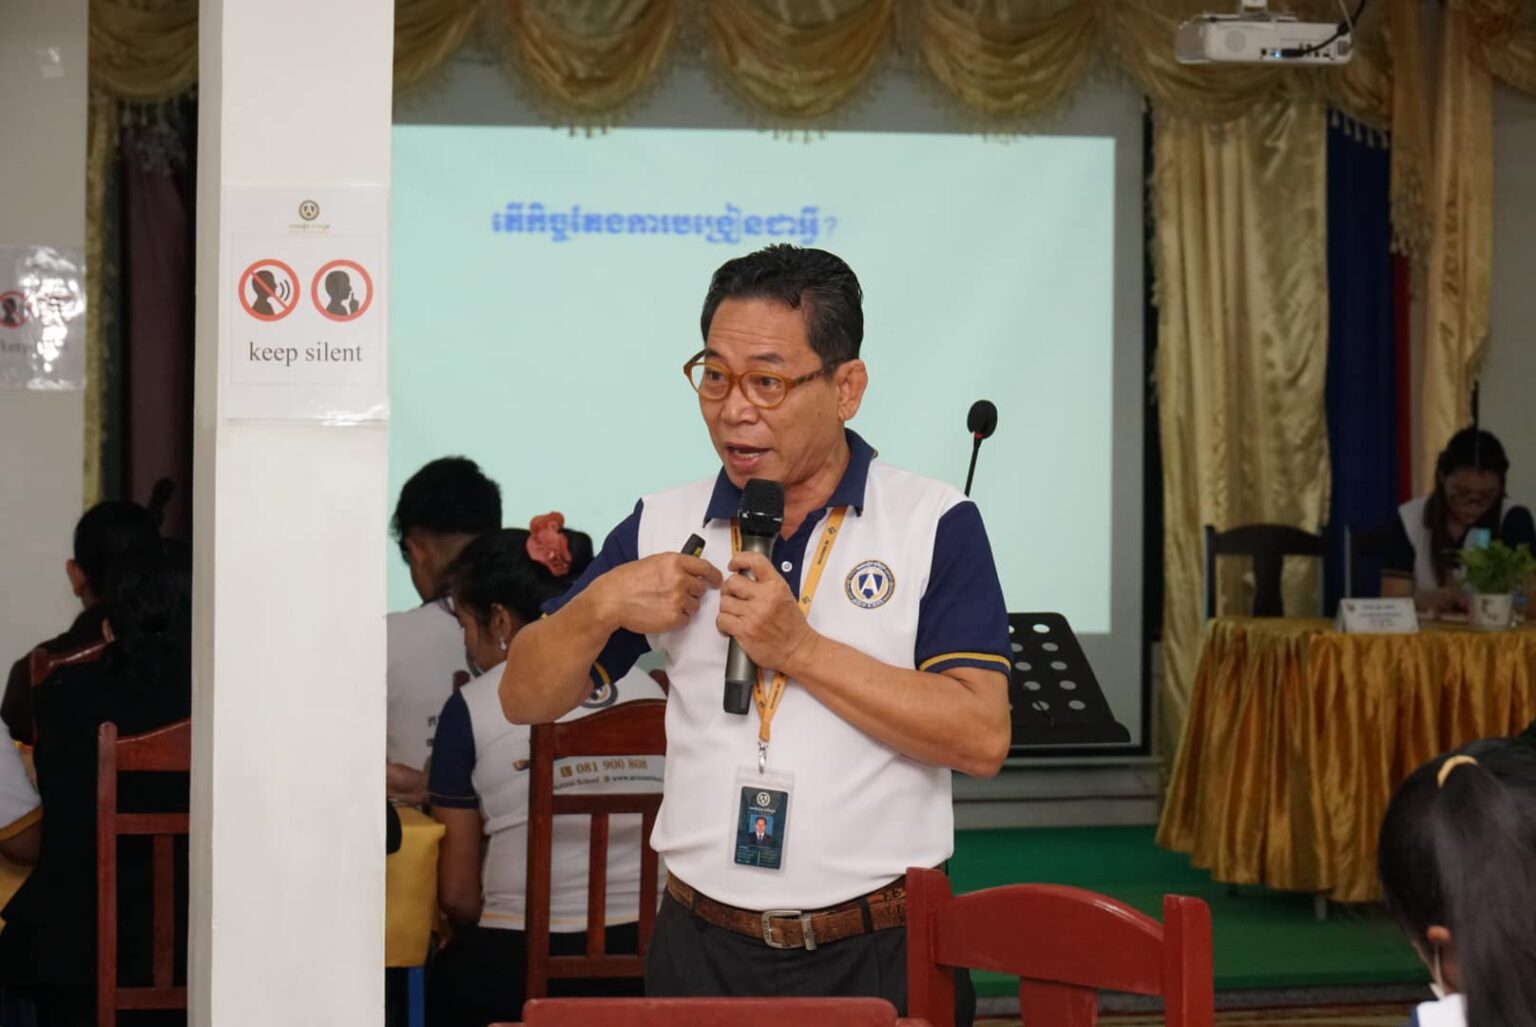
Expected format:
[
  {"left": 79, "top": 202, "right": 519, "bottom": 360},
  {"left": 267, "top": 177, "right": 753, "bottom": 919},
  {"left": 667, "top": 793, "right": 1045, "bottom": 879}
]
[{"left": 1007, "top": 612, "right": 1130, "bottom": 748}]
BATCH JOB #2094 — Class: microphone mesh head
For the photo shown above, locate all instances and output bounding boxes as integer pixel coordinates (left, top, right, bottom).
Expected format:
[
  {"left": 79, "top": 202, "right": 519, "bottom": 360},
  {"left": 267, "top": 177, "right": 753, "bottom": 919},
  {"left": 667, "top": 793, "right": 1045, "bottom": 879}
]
[
  {"left": 967, "top": 400, "right": 999, "bottom": 439},
  {"left": 738, "top": 479, "right": 784, "bottom": 537}
]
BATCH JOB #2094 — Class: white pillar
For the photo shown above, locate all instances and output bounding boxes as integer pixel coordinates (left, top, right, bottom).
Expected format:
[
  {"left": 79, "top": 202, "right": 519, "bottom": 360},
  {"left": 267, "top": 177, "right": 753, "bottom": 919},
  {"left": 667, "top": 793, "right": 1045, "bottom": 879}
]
[
  {"left": 0, "top": 0, "right": 87, "bottom": 676},
  {"left": 192, "top": 1, "right": 393, "bottom": 1024}
]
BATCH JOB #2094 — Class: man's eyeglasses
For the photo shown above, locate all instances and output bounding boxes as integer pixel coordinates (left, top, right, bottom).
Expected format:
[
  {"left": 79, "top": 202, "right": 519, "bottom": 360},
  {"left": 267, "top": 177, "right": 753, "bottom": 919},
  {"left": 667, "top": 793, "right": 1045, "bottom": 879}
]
[{"left": 682, "top": 351, "right": 841, "bottom": 410}]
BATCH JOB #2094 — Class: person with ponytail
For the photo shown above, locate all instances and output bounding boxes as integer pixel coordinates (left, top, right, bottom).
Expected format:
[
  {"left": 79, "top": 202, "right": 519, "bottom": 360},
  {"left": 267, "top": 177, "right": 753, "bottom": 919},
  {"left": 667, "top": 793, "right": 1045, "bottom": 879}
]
[
  {"left": 1378, "top": 738, "right": 1536, "bottom": 1027},
  {"left": 425, "top": 516, "right": 665, "bottom": 1027},
  {"left": 1381, "top": 430, "right": 1535, "bottom": 615},
  {"left": 1, "top": 478, "right": 174, "bottom": 745},
  {"left": 0, "top": 537, "right": 192, "bottom": 1025}
]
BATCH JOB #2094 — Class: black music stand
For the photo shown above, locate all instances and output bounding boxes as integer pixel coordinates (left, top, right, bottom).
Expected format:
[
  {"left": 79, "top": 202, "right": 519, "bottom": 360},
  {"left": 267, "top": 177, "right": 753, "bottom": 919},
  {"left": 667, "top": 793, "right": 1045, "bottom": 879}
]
[{"left": 1006, "top": 612, "right": 1129, "bottom": 748}]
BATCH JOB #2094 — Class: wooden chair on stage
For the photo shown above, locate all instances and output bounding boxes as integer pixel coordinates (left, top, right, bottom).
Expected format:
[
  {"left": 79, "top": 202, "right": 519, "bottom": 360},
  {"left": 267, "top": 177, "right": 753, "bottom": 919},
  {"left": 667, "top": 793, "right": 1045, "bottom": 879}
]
[
  {"left": 905, "top": 869, "right": 1214, "bottom": 1027},
  {"left": 96, "top": 718, "right": 191, "bottom": 1027},
  {"left": 1202, "top": 523, "right": 1327, "bottom": 620},
  {"left": 523, "top": 698, "right": 667, "bottom": 1002},
  {"left": 514, "top": 996, "right": 911, "bottom": 1026}
]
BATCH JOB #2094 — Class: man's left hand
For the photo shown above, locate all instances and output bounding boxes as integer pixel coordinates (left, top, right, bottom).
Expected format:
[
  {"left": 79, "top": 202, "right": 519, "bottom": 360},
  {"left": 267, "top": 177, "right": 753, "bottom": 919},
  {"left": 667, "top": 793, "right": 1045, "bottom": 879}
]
[{"left": 717, "top": 551, "right": 818, "bottom": 675}]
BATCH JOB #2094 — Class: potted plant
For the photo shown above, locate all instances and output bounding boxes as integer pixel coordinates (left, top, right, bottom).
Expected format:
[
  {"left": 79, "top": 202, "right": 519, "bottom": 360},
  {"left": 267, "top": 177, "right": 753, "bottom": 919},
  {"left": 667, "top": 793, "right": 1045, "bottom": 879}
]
[{"left": 1459, "top": 541, "right": 1536, "bottom": 630}]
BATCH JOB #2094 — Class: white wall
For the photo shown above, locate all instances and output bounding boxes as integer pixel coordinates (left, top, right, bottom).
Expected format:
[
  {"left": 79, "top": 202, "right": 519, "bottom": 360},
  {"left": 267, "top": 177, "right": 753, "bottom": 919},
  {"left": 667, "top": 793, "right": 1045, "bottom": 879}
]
[
  {"left": 0, "top": 0, "right": 88, "bottom": 676},
  {"left": 1487, "top": 85, "right": 1536, "bottom": 505}
]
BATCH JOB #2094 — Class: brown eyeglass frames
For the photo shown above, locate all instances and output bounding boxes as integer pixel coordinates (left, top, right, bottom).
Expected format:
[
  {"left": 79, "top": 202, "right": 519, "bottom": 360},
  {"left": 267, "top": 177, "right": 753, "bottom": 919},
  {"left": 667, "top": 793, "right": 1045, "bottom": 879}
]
[{"left": 682, "top": 351, "right": 842, "bottom": 410}]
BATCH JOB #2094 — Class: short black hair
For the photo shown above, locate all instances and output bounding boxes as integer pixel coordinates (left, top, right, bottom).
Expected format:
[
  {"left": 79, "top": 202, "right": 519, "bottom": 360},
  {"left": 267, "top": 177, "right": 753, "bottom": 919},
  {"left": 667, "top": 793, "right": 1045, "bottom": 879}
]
[
  {"left": 391, "top": 457, "right": 502, "bottom": 550},
  {"left": 699, "top": 244, "right": 863, "bottom": 365},
  {"left": 73, "top": 490, "right": 167, "bottom": 590},
  {"left": 445, "top": 527, "right": 595, "bottom": 627}
]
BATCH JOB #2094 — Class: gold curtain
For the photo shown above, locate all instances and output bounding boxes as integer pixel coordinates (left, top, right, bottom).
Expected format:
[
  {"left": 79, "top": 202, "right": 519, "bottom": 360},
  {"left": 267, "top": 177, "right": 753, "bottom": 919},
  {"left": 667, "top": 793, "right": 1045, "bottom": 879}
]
[
  {"left": 1462, "top": 0, "right": 1536, "bottom": 95},
  {"left": 396, "top": 0, "right": 482, "bottom": 93},
  {"left": 1419, "top": 3, "right": 1494, "bottom": 487},
  {"left": 1151, "top": 100, "right": 1332, "bottom": 758},
  {"left": 912, "top": 0, "right": 1100, "bottom": 122},
  {"left": 704, "top": 0, "right": 895, "bottom": 121},
  {"left": 493, "top": 0, "right": 681, "bottom": 119}
]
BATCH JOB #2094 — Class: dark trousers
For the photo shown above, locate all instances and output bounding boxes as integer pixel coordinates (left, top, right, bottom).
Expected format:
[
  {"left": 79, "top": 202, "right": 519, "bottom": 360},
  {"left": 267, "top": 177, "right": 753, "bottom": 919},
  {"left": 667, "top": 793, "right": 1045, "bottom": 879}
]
[
  {"left": 645, "top": 893, "right": 976, "bottom": 1026},
  {"left": 427, "top": 922, "right": 643, "bottom": 1027}
]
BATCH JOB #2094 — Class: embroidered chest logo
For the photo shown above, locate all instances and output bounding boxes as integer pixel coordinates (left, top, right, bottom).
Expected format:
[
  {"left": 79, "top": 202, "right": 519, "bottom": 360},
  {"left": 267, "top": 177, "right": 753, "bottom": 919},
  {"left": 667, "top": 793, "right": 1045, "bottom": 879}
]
[{"left": 846, "top": 560, "right": 895, "bottom": 609}]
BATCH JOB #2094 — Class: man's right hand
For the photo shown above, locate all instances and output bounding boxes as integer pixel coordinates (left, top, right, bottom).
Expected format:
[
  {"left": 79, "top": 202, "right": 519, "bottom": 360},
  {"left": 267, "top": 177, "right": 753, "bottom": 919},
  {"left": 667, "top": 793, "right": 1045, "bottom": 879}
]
[{"left": 590, "top": 553, "right": 723, "bottom": 634}]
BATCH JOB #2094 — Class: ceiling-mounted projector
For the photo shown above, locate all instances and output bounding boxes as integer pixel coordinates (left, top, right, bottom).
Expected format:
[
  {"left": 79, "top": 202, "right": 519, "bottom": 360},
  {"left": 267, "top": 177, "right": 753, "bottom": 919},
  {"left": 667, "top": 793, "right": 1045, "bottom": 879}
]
[{"left": 1176, "top": 0, "right": 1357, "bottom": 65}]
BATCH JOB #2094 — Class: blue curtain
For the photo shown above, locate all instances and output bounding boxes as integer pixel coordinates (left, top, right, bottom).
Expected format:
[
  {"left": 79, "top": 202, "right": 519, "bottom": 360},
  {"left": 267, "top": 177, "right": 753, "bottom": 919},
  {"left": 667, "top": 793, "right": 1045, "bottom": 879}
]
[{"left": 1324, "top": 114, "right": 1399, "bottom": 608}]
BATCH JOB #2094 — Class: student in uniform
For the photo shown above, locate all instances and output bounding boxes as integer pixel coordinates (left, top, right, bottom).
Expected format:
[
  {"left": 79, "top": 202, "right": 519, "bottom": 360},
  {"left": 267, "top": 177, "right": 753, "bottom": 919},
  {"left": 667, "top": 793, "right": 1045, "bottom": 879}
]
[
  {"left": 387, "top": 457, "right": 501, "bottom": 804},
  {"left": 1381, "top": 429, "right": 1535, "bottom": 615},
  {"left": 426, "top": 518, "right": 664, "bottom": 1027},
  {"left": 1379, "top": 738, "right": 1536, "bottom": 1027}
]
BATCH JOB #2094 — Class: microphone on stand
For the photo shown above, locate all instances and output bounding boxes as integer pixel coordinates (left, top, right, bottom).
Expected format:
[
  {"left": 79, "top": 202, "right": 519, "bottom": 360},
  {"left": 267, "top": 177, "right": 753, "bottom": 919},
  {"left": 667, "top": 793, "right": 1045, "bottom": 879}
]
[
  {"left": 964, "top": 400, "right": 998, "bottom": 497},
  {"left": 724, "top": 479, "right": 784, "bottom": 715}
]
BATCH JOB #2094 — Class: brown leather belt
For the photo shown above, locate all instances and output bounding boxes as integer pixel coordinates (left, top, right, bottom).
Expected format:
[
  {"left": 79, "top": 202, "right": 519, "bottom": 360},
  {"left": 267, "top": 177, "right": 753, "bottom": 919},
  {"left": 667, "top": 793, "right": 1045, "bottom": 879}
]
[{"left": 665, "top": 872, "right": 905, "bottom": 951}]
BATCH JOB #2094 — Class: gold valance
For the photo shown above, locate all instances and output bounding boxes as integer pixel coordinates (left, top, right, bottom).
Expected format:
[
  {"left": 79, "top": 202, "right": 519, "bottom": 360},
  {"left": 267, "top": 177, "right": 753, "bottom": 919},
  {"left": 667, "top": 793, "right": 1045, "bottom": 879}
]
[{"left": 85, "top": 0, "right": 1429, "bottom": 254}]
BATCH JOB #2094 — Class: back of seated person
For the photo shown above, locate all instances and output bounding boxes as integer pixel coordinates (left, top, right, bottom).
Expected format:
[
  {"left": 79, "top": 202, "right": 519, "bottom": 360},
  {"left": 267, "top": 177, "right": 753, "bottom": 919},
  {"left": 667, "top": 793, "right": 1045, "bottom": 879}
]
[
  {"left": 386, "top": 457, "right": 502, "bottom": 805},
  {"left": 0, "top": 539, "right": 192, "bottom": 1026},
  {"left": 426, "top": 518, "right": 665, "bottom": 1027},
  {"left": 2, "top": 480, "right": 172, "bottom": 745},
  {"left": 1379, "top": 737, "right": 1536, "bottom": 1027}
]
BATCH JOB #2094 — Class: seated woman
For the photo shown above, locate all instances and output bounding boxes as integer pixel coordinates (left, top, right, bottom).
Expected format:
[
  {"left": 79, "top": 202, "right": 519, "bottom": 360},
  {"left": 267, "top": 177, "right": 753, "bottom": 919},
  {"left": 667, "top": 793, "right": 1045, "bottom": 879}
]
[
  {"left": 1379, "top": 738, "right": 1536, "bottom": 1026},
  {"left": 1381, "top": 429, "right": 1535, "bottom": 614},
  {"left": 1, "top": 480, "right": 172, "bottom": 745},
  {"left": 0, "top": 539, "right": 191, "bottom": 1026},
  {"left": 426, "top": 516, "right": 664, "bottom": 1027}
]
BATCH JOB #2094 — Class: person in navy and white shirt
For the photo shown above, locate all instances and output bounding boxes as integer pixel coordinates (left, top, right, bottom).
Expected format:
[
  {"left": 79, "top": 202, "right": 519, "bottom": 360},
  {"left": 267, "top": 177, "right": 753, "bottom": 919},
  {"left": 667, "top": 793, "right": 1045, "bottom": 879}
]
[
  {"left": 427, "top": 522, "right": 664, "bottom": 1027},
  {"left": 499, "top": 245, "right": 1012, "bottom": 1025}
]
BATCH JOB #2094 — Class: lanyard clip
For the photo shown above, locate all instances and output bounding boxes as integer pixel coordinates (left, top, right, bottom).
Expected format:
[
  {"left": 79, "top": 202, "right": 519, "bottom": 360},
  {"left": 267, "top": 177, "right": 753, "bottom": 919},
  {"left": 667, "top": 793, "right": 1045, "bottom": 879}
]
[{"left": 757, "top": 740, "right": 768, "bottom": 775}]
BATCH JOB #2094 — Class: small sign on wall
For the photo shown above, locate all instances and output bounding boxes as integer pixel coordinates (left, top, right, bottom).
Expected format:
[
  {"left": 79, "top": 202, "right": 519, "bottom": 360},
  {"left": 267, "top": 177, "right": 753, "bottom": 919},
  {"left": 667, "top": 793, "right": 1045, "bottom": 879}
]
[
  {"left": 223, "top": 186, "right": 388, "bottom": 422},
  {"left": 0, "top": 245, "right": 85, "bottom": 391}
]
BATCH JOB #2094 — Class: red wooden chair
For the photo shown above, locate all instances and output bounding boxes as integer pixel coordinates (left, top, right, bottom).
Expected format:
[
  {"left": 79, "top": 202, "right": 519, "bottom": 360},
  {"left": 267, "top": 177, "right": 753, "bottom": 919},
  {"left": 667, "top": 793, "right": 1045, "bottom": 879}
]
[
  {"left": 97, "top": 719, "right": 191, "bottom": 1027},
  {"left": 524, "top": 699, "right": 666, "bottom": 1001},
  {"left": 905, "top": 868, "right": 1214, "bottom": 1027},
  {"left": 29, "top": 637, "right": 111, "bottom": 688},
  {"left": 516, "top": 996, "right": 909, "bottom": 1026}
]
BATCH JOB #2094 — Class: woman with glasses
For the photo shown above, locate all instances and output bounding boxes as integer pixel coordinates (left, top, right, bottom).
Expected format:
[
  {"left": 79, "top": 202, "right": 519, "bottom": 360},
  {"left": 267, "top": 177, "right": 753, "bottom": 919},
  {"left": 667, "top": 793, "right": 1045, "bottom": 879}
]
[
  {"left": 425, "top": 520, "right": 664, "bottom": 1027},
  {"left": 1381, "top": 428, "right": 1535, "bottom": 613}
]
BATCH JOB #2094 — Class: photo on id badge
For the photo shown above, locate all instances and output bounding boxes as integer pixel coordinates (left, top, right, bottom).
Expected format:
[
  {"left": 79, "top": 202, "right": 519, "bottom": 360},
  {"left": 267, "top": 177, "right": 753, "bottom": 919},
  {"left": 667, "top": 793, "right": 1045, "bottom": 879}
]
[{"left": 734, "top": 785, "right": 788, "bottom": 870}]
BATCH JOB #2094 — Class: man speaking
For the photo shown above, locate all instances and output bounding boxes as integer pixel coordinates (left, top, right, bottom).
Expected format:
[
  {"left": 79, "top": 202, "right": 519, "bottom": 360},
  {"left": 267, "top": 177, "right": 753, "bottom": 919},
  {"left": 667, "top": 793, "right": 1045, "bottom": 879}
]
[{"left": 500, "top": 244, "right": 1012, "bottom": 1020}]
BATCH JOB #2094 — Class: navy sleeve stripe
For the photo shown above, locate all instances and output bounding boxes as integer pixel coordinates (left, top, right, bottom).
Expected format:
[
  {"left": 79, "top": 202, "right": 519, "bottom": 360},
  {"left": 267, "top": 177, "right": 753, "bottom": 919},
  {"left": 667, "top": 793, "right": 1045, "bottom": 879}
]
[
  {"left": 426, "top": 690, "right": 477, "bottom": 809},
  {"left": 914, "top": 501, "right": 1012, "bottom": 671}
]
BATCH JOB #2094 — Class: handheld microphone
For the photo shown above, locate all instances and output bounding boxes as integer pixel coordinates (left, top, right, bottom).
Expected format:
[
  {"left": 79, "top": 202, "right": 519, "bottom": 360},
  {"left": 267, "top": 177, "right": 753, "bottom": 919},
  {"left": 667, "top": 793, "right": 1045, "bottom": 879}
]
[
  {"left": 724, "top": 479, "right": 784, "bottom": 715},
  {"left": 964, "top": 400, "right": 998, "bottom": 497}
]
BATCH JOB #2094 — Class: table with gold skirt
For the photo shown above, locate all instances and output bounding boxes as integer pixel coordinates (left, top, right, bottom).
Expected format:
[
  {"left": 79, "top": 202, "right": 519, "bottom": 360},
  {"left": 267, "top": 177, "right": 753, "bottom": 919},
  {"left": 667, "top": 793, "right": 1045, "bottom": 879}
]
[
  {"left": 1157, "top": 617, "right": 1536, "bottom": 903},
  {"left": 387, "top": 806, "right": 446, "bottom": 968}
]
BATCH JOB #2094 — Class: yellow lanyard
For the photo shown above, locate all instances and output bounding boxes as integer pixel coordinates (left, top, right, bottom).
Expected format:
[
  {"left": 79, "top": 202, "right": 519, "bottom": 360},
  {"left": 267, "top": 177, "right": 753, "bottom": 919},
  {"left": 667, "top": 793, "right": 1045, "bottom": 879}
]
[{"left": 731, "top": 507, "right": 848, "bottom": 762}]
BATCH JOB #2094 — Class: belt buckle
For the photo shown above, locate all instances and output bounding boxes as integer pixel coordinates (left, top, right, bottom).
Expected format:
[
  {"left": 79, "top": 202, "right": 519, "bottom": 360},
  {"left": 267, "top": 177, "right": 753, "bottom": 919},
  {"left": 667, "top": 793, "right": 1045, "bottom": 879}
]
[{"left": 761, "top": 909, "right": 817, "bottom": 951}]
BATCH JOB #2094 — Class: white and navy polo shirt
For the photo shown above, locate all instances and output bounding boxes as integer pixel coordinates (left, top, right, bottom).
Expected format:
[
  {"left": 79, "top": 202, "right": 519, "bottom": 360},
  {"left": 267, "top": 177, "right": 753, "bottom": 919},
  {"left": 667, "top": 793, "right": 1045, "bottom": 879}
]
[
  {"left": 428, "top": 664, "right": 666, "bottom": 931},
  {"left": 386, "top": 601, "right": 472, "bottom": 771},
  {"left": 545, "top": 430, "right": 1011, "bottom": 911}
]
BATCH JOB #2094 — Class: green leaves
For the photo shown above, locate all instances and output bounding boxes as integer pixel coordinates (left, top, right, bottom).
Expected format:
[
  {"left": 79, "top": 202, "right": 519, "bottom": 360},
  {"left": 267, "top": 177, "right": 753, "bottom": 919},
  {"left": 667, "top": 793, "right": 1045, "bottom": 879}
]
[{"left": 1459, "top": 541, "right": 1536, "bottom": 595}]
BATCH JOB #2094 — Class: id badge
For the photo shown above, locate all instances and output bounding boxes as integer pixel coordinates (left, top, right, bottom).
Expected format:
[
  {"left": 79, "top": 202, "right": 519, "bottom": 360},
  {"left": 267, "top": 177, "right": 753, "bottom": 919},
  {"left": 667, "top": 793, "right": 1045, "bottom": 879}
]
[{"left": 731, "top": 765, "right": 793, "bottom": 871}]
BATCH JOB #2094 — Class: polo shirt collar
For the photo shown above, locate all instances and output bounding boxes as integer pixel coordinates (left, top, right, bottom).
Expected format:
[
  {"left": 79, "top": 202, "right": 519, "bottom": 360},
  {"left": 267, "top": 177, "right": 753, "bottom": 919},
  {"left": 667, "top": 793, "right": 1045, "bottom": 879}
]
[{"left": 703, "top": 429, "right": 874, "bottom": 525}]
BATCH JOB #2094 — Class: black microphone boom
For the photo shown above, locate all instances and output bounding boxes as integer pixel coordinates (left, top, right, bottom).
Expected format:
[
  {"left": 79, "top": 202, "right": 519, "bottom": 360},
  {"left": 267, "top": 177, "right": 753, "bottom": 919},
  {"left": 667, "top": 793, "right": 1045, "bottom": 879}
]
[
  {"left": 724, "top": 479, "right": 784, "bottom": 715},
  {"left": 964, "top": 400, "right": 998, "bottom": 497}
]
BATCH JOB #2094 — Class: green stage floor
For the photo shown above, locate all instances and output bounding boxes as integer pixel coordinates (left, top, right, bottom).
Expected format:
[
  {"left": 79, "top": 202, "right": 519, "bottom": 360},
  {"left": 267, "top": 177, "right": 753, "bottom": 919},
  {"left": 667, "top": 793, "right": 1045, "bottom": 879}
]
[{"left": 949, "top": 826, "right": 1427, "bottom": 996}]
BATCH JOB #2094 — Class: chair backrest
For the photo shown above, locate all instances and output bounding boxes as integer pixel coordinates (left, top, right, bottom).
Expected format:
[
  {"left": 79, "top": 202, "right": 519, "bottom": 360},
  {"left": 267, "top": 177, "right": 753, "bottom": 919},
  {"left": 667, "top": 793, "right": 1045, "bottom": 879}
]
[
  {"left": 29, "top": 637, "right": 110, "bottom": 687},
  {"left": 1202, "top": 523, "right": 1327, "bottom": 620},
  {"left": 1344, "top": 523, "right": 1395, "bottom": 599},
  {"left": 518, "top": 997, "right": 901, "bottom": 1026},
  {"left": 906, "top": 869, "right": 1213, "bottom": 1027},
  {"left": 96, "top": 719, "right": 191, "bottom": 1027},
  {"left": 525, "top": 699, "right": 666, "bottom": 1001}
]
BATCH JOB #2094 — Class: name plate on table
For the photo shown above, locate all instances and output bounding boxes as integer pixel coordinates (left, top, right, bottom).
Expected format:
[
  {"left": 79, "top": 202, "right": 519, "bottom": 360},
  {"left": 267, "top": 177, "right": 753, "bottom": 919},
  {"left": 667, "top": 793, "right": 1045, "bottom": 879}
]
[{"left": 1336, "top": 598, "right": 1419, "bottom": 634}]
